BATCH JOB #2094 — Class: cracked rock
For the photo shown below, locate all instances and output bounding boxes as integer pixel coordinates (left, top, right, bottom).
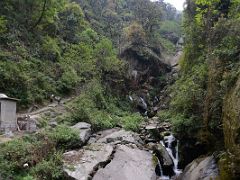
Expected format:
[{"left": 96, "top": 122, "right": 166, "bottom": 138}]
[
  {"left": 93, "top": 145, "right": 157, "bottom": 180},
  {"left": 63, "top": 143, "right": 114, "bottom": 180}
]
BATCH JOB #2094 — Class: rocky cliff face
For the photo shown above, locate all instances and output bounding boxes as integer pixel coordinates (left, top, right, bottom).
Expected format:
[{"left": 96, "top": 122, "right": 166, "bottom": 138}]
[{"left": 121, "top": 45, "right": 171, "bottom": 91}]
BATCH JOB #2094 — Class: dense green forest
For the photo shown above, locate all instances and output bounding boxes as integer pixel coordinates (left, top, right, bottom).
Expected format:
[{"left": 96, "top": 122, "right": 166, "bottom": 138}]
[
  {"left": 162, "top": 0, "right": 240, "bottom": 178},
  {"left": 0, "top": 0, "right": 182, "bottom": 179},
  {"left": 0, "top": 0, "right": 240, "bottom": 179},
  {"left": 0, "top": 0, "right": 181, "bottom": 107}
]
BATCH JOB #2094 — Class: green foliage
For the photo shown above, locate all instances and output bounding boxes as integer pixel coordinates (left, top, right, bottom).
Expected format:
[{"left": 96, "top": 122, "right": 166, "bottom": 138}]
[
  {"left": 0, "top": 16, "right": 7, "bottom": 34},
  {"left": 77, "top": 0, "right": 182, "bottom": 54},
  {"left": 124, "top": 22, "right": 146, "bottom": 45},
  {"left": 68, "top": 80, "right": 117, "bottom": 130},
  {"left": 30, "top": 152, "right": 64, "bottom": 180},
  {"left": 41, "top": 36, "right": 61, "bottom": 61},
  {"left": 94, "top": 38, "right": 122, "bottom": 72},
  {"left": 0, "top": 135, "right": 56, "bottom": 179},
  {"left": 160, "top": 20, "right": 182, "bottom": 37},
  {"left": 121, "top": 113, "right": 143, "bottom": 132},
  {"left": 167, "top": 57, "right": 207, "bottom": 135},
  {"left": 0, "top": 0, "right": 124, "bottom": 108},
  {"left": 0, "top": 125, "right": 80, "bottom": 179},
  {"left": 171, "top": 61, "right": 207, "bottom": 115},
  {"left": 58, "top": 2, "right": 87, "bottom": 43},
  {"left": 46, "top": 125, "right": 80, "bottom": 149}
]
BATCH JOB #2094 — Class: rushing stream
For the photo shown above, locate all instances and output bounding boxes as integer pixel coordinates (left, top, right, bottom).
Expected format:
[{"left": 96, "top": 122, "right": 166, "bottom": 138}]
[{"left": 158, "top": 134, "right": 182, "bottom": 179}]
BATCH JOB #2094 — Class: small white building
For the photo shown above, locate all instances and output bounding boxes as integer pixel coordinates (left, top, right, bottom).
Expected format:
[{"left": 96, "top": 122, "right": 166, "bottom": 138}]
[{"left": 0, "top": 93, "right": 19, "bottom": 132}]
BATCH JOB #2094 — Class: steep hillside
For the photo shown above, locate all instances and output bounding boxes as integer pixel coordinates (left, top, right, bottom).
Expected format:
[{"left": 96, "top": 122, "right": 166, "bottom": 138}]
[
  {"left": 0, "top": 0, "right": 123, "bottom": 108},
  {"left": 0, "top": 0, "right": 184, "bottom": 179},
  {"left": 163, "top": 0, "right": 240, "bottom": 178}
]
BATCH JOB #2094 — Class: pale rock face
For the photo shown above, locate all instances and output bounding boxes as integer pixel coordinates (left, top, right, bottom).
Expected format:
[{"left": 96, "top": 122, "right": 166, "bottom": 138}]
[
  {"left": 93, "top": 145, "right": 157, "bottom": 180},
  {"left": 63, "top": 143, "right": 114, "bottom": 180},
  {"left": 71, "top": 122, "right": 92, "bottom": 145},
  {"left": 178, "top": 156, "right": 219, "bottom": 180},
  {"left": 96, "top": 128, "right": 143, "bottom": 145}
]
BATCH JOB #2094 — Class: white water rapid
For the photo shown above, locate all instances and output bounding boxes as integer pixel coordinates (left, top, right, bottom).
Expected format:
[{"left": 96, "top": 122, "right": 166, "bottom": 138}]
[{"left": 159, "top": 134, "right": 182, "bottom": 179}]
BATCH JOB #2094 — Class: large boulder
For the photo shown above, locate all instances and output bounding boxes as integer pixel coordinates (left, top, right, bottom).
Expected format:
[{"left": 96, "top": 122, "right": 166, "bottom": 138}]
[
  {"left": 93, "top": 145, "right": 157, "bottom": 180},
  {"left": 71, "top": 122, "right": 91, "bottom": 145},
  {"left": 178, "top": 156, "right": 219, "bottom": 180},
  {"left": 153, "top": 143, "right": 174, "bottom": 176},
  {"left": 63, "top": 143, "right": 114, "bottom": 180}
]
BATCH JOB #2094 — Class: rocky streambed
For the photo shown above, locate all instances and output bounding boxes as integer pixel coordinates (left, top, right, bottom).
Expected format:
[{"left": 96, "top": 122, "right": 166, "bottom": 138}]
[{"left": 62, "top": 118, "right": 220, "bottom": 180}]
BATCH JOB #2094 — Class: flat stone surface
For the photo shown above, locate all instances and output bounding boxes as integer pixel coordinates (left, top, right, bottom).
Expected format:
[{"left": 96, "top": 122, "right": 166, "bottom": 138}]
[
  {"left": 96, "top": 129, "right": 142, "bottom": 145},
  {"left": 93, "top": 145, "right": 156, "bottom": 180},
  {"left": 63, "top": 143, "right": 114, "bottom": 180},
  {"left": 72, "top": 122, "right": 91, "bottom": 130},
  {"left": 145, "top": 125, "right": 159, "bottom": 130}
]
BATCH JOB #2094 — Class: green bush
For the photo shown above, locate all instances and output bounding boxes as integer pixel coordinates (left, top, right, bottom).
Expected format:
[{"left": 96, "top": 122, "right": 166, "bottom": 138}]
[
  {"left": 0, "top": 126, "right": 78, "bottom": 179},
  {"left": 46, "top": 125, "right": 80, "bottom": 149},
  {"left": 0, "top": 135, "right": 56, "bottom": 179},
  {"left": 121, "top": 113, "right": 144, "bottom": 132},
  {"left": 31, "top": 152, "right": 64, "bottom": 180},
  {"left": 41, "top": 36, "right": 61, "bottom": 62}
]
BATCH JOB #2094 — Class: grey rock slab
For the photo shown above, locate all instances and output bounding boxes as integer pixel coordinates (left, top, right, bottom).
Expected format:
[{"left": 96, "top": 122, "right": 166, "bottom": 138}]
[
  {"left": 178, "top": 156, "right": 219, "bottom": 180},
  {"left": 93, "top": 145, "right": 157, "bottom": 180},
  {"left": 96, "top": 129, "right": 142, "bottom": 145},
  {"left": 63, "top": 143, "right": 114, "bottom": 180},
  {"left": 154, "top": 143, "right": 173, "bottom": 167}
]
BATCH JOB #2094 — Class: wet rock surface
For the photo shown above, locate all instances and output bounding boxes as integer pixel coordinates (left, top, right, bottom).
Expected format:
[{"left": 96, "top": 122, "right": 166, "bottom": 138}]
[{"left": 178, "top": 156, "right": 219, "bottom": 180}]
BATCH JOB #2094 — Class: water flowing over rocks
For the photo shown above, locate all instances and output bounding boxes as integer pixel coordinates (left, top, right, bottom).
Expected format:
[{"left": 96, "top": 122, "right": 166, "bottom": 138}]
[{"left": 63, "top": 120, "right": 185, "bottom": 180}]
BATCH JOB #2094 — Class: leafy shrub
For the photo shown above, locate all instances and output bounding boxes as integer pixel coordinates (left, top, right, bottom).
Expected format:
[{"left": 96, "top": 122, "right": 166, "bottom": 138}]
[
  {"left": 46, "top": 125, "right": 80, "bottom": 149},
  {"left": 0, "top": 16, "right": 7, "bottom": 34},
  {"left": 31, "top": 152, "right": 64, "bottom": 180},
  {"left": 121, "top": 113, "right": 144, "bottom": 132},
  {"left": 170, "top": 62, "right": 207, "bottom": 116},
  {"left": 0, "top": 136, "right": 55, "bottom": 179},
  {"left": 41, "top": 36, "right": 61, "bottom": 62},
  {"left": 0, "top": 125, "right": 78, "bottom": 179}
]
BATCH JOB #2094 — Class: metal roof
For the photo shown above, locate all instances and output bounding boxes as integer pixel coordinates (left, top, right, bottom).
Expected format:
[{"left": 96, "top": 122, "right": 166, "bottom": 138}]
[{"left": 0, "top": 93, "right": 19, "bottom": 101}]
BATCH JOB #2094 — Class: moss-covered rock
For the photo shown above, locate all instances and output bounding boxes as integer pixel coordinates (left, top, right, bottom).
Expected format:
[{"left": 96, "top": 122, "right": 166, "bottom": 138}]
[{"left": 222, "top": 74, "right": 240, "bottom": 179}]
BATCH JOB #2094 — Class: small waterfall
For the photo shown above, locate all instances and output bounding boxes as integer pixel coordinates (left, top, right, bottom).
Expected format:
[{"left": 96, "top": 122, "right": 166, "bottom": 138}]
[
  {"left": 140, "top": 97, "right": 147, "bottom": 110},
  {"left": 159, "top": 134, "right": 182, "bottom": 178},
  {"left": 129, "top": 95, "right": 133, "bottom": 102},
  {"left": 157, "top": 158, "right": 170, "bottom": 180},
  {"left": 157, "top": 158, "right": 164, "bottom": 176}
]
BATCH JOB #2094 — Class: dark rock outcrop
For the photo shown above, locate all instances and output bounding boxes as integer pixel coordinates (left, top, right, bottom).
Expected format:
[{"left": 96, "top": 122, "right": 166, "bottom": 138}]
[
  {"left": 121, "top": 45, "right": 171, "bottom": 91},
  {"left": 153, "top": 143, "right": 174, "bottom": 176}
]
